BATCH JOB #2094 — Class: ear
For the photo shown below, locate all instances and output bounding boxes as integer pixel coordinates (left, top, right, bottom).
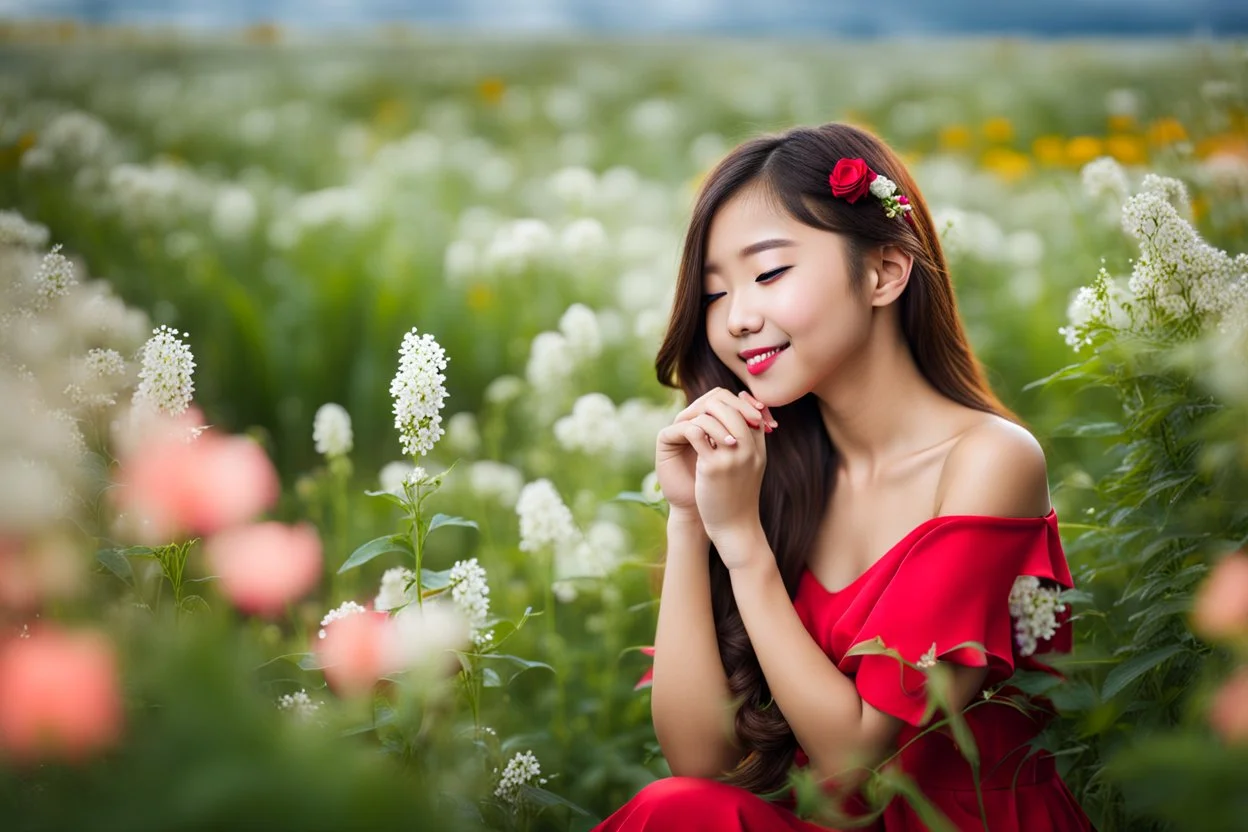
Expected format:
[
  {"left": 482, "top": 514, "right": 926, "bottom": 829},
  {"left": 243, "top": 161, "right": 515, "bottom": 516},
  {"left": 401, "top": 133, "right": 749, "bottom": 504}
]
[{"left": 869, "top": 244, "right": 913, "bottom": 306}]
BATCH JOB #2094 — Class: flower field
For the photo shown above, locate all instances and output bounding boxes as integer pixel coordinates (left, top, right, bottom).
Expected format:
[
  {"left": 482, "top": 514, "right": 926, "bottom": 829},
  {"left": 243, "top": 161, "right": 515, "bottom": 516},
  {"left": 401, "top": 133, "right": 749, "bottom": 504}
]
[{"left": 1, "top": 25, "right": 1247, "bottom": 831}]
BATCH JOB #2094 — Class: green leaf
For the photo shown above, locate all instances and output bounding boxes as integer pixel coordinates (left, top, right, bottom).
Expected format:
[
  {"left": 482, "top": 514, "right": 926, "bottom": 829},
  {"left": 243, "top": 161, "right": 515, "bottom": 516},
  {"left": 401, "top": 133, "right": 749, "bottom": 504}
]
[
  {"left": 1050, "top": 420, "right": 1124, "bottom": 438},
  {"left": 1005, "top": 670, "right": 1064, "bottom": 696},
  {"left": 363, "top": 489, "right": 409, "bottom": 510},
  {"left": 338, "top": 533, "right": 414, "bottom": 574},
  {"left": 1021, "top": 362, "right": 1092, "bottom": 392},
  {"left": 296, "top": 652, "right": 326, "bottom": 671},
  {"left": 480, "top": 653, "right": 555, "bottom": 685},
  {"left": 95, "top": 548, "right": 134, "bottom": 585},
  {"left": 419, "top": 567, "right": 453, "bottom": 592},
  {"left": 1101, "top": 644, "right": 1186, "bottom": 700},
  {"left": 516, "top": 784, "right": 593, "bottom": 816},
  {"left": 426, "top": 514, "right": 478, "bottom": 537},
  {"left": 481, "top": 667, "right": 502, "bottom": 688}
]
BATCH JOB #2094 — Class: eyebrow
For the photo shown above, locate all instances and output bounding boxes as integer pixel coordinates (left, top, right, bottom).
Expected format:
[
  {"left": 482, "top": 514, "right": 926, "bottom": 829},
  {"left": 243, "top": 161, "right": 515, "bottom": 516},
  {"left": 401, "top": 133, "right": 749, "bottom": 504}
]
[{"left": 704, "top": 238, "right": 796, "bottom": 276}]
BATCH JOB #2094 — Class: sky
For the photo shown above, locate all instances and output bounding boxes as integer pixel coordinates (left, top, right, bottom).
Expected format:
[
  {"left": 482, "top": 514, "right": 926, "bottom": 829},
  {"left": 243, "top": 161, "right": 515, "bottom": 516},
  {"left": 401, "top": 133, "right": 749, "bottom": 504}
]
[{"left": 2, "top": 0, "right": 1246, "bottom": 36}]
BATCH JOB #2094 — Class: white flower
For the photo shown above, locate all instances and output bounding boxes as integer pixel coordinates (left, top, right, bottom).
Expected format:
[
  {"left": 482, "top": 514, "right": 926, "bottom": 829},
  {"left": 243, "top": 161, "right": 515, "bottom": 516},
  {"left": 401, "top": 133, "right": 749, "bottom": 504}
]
[
  {"left": 375, "top": 566, "right": 417, "bottom": 612},
  {"left": 468, "top": 460, "right": 524, "bottom": 508},
  {"left": 65, "top": 347, "right": 128, "bottom": 408},
  {"left": 277, "top": 689, "right": 320, "bottom": 719},
  {"left": 641, "top": 470, "right": 665, "bottom": 504},
  {"left": 1081, "top": 157, "right": 1130, "bottom": 203},
  {"left": 553, "top": 393, "right": 620, "bottom": 455},
  {"left": 318, "top": 600, "right": 368, "bottom": 639},
  {"left": 484, "top": 374, "right": 525, "bottom": 405},
  {"left": 132, "top": 325, "right": 196, "bottom": 417},
  {"left": 445, "top": 411, "right": 481, "bottom": 456},
  {"left": 916, "top": 642, "right": 938, "bottom": 669},
  {"left": 495, "top": 750, "right": 547, "bottom": 806},
  {"left": 449, "top": 557, "right": 492, "bottom": 646},
  {"left": 558, "top": 218, "right": 609, "bottom": 261},
  {"left": 389, "top": 328, "right": 448, "bottom": 457},
  {"left": 557, "top": 303, "right": 602, "bottom": 359},
  {"left": 313, "top": 402, "right": 353, "bottom": 458},
  {"left": 32, "top": 245, "right": 76, "bottom": 310},
  {"left": 1007, "top": 575, "right": 1067, "bottom": 657},
  {"left": 388, "top": 600, "right": 471, "bottom": 668},
  {"left": 516, "top": 479, "right": 580, "bottom": 553},
  {"left": 553, "top": 520, "right": 629, "bottom": 601},
  {"left": 378, "top": 461, "right": 416, "bottom": 496},
  {"left": 869, "top": 176, "right": 898, "bottom": 199},
  {"left": 525, "top": 331, "right": 574, "bottom": 393},
  {"left": 211, "top": 185, "right": 259, "bottom": 241},
  {"left": 0, "top": 209, "right": 50, "bottom": 249}
]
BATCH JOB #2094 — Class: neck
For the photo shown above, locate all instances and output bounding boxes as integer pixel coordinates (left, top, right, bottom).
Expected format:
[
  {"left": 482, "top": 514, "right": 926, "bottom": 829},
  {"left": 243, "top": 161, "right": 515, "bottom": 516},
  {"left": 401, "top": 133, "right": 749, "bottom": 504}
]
[{"left": 810, "top": 309, "right": 955, "bottom": 485}]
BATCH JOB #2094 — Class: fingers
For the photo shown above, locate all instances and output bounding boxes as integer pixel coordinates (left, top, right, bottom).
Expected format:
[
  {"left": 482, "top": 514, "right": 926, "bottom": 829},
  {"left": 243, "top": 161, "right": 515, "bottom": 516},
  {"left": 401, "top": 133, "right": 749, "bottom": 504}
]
[
  {"left": 703, "top": 398, "right": 760, "bottom": 441},
  {"left": 676, "top": 387, "right": 778, "bottom": 431}
]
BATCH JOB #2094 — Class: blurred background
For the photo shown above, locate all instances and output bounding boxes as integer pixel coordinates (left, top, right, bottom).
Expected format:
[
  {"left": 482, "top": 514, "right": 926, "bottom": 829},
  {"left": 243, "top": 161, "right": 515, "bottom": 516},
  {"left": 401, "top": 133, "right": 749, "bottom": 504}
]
[{"left": 2, "top": 3, "right": 1247, "bottom": 831}]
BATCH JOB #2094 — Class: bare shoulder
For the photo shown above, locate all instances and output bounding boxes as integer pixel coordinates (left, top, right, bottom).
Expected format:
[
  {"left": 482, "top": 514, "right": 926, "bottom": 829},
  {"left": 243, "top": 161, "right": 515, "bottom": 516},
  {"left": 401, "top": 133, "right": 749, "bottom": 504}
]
[{"left": 935, "top": 415, "right": 1052, "bottom": 519}]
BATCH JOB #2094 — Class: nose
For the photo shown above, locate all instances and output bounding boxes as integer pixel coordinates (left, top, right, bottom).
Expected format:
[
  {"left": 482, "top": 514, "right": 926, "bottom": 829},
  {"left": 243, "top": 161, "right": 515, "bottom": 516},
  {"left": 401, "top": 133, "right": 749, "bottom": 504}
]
[{"left": 726, "top": 292, "right": 763, "bottom": 338}]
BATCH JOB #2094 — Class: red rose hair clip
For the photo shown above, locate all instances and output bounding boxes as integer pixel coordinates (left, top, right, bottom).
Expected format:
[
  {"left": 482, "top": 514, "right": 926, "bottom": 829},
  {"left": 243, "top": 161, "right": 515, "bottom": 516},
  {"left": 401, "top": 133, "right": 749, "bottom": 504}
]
[{"left": 829, "top": 158, "right": 914, "bottom": 224}]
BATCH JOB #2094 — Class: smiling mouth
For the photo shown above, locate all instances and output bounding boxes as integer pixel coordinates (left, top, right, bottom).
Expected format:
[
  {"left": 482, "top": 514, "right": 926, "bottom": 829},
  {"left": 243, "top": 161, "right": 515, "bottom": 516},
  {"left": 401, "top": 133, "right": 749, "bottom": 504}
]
[{"left": 743, "top": 344, "right": 789, "bottom": 368}]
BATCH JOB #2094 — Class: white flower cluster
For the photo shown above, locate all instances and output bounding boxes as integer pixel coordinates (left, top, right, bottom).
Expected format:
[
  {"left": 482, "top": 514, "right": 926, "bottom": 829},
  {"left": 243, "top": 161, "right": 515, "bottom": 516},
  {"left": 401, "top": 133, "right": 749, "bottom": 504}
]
[
  {"left": 1081, "top": 156, "right": 1131, "bottom": 204},
  {"left": 65, "top": 347, "right": 128, "bottom": 408},
  {"left": 553, "top": 520, "right": 629, "bottom": 603},
  {"left": 389, "top": 328, "right": 448, "bottom": 457},
  {"left": 0, "top": 209, "right": 51, "bottom": 249},
  {"left": 467, "top": 460, "right": 525, "bottom": 508},
  {"left": 1007, "top": 575, "right": 1068, "bottom": 657},
  {"left": 449, "top": 557, "right": 492, "bottom": 647},
  {"left": 494, "top": 750, "right": 548, "bottom": 807},
  {"left": 524, "top": 304, "right": 605, "bottom": 397},
  {"left": 374, "top": 566, "right": 417, "bottom": 612},
  {"left": 1060, "top": 173, "right": 1248, "bottom": 350},
  {"left": 312, "top": 402, "right": 353, "bottom": 458},
  {"left": 276, "top": 689, "right": 321, "bottom": 719},
  {"left": 378, "top": 461, "right": 416, "bottom": 496},
  {"left": 867, "top": 174, "right": 912, "bottom": 220},
  {"left": 516, "top": 479, "right": 580, "bottom": 553},
  {"left": 554, "top": 393, "right": 620, "bottom": 455},
  {"left": 318, "top": 600, "right": 368, "bottom": 639},
  {"left": 132, "top": 325, "right": 196, "bottom": 417},
  {"left": 32, "top": 245, "right": 76, "bottom": 310}
]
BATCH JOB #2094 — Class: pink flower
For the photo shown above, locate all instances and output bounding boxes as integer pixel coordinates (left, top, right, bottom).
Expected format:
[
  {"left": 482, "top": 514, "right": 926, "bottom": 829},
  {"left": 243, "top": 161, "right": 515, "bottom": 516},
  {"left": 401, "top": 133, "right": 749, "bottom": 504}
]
[
  {"left": 634, "top": 645, "right": 656, "bottom": 691},
  {"left": 205, "top": 522, "right": 323, "bottom": 617},
  {"left": 317, "top": 610, "right": 393, "bottom": 697},
  {"left": 0, "top": 626, "right": 123, "bottom": 763},
  {"left": 1191, "top": 551, "right": 1248, "bottom": 641},
  {"left": 1210, "top": 665, "right": 1248, "bottom": 745},
  {"left": 114, "top": 409, "right": 279, "bottom": 544}
]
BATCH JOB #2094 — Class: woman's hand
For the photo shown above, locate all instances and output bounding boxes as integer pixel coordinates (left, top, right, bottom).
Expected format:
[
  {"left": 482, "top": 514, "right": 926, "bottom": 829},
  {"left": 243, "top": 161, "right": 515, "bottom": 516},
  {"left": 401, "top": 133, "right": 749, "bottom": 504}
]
[{"left": 655, "top": 388, "right": 776, "bottom": 541}]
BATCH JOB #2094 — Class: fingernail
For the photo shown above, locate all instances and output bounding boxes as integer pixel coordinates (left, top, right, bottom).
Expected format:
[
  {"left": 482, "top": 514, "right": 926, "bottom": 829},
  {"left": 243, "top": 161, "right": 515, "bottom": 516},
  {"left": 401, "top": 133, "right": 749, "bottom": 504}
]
[
  {"left": 724, "top": 434, "right": 737, "bottom": 445},
  {"left": 764, "top": 424, "right": 773, "bottom": 434},
  {"left": 769, "top": 419, "right": 779, "bottom": 428}
]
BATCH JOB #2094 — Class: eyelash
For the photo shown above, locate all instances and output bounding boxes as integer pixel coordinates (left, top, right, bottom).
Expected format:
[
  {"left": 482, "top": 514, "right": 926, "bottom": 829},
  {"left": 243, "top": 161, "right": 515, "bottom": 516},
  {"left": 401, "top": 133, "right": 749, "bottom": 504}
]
[{"left": 702, "top": 266, "right": 791, "bottom": 307}]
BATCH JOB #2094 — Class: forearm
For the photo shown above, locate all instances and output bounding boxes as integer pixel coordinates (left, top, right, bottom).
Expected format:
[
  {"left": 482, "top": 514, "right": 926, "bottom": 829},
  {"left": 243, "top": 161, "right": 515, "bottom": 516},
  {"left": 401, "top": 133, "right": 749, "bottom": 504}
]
[
  {"left": 650, "top": 513, "right": 740, "bottom": 776},
  {"left": 720, "top": 528, "right": 877, "bottom": 778}
]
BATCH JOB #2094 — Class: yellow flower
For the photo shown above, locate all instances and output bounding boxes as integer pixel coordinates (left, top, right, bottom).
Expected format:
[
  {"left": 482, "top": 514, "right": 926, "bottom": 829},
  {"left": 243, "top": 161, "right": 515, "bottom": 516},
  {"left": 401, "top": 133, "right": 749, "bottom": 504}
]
[
  {"left": 981, "top": 117, "right": 1014, "bottom": 144},
  {"left": 1065, "top": 136, "right": 1104, "bottom": 167},
  {"left": 1032, "top": 134, "right": 1066, "bottom": 166},
  {"left": 477, "top": 77, "right": 506, "bottom": 105},
  {"left": 939, "top": 124, "right": 973, "bottom": 151},
  {"left": 1107, "top": 114, "right": 1137, "bottom": 133},
  {"left": 1106, "top": 135, "right": 1148, "bottom": 166},
  {"left": 1147, "top": 117, "right": 1188, "bottom": 147},
  {"left": 981, "top": 147, "right": 1032, "bottom": 183}
]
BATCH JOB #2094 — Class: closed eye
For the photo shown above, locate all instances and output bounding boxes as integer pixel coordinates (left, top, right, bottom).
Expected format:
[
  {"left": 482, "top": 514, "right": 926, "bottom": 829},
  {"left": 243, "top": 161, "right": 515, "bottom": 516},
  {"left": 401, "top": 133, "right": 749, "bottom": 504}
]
[
  {"left": 701, "top": 291, "right": 726, "bottom": 307},
  {"left": 757, "top": 266, "right": 791, "bottom": 283}
]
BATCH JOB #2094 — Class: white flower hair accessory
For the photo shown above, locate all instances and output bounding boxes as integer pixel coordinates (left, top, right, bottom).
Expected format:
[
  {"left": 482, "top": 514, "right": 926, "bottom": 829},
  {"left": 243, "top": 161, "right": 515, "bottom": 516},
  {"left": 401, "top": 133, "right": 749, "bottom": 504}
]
[{"left": 828, "top": 157, "right": 915, "bottom": 225}]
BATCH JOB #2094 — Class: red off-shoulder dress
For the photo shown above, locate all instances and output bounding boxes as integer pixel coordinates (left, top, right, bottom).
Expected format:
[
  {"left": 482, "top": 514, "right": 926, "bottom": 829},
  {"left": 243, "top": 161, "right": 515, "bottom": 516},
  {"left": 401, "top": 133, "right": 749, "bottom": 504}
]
[{"left": 594, "top": 510, "right": 1096, "bottom": 831}]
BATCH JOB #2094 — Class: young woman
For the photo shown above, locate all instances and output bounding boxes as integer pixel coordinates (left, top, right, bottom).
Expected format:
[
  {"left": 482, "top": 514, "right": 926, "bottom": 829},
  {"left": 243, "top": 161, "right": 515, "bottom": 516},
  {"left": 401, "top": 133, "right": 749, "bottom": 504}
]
[{"left": 594, "top": 123, "right": 1095, "bottom": 830}]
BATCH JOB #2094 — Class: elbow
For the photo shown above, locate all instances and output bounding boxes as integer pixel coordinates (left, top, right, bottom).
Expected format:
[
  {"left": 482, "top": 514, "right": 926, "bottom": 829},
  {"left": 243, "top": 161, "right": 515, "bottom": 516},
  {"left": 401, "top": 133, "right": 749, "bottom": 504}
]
[{"left": 651, "top": 710, "right": 739, "bottom": 779}]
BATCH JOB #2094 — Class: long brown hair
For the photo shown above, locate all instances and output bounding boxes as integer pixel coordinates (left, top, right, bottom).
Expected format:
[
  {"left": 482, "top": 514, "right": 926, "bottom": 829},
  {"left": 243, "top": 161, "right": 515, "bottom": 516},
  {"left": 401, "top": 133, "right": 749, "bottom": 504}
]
[{"left": 654, "top": 122, "right": 1022, "bottom": 793}]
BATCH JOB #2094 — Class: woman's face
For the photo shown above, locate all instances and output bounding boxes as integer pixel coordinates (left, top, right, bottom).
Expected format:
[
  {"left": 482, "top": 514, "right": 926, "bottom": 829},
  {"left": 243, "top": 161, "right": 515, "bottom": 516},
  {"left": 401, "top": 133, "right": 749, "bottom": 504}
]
[{"left": 701, "top": 185, "right": 872, "bottom": 407}]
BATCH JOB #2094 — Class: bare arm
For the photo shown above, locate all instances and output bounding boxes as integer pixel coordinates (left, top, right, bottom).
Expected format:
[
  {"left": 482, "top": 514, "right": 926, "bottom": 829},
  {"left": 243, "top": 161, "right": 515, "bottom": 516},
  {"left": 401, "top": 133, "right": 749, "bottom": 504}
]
[{"left": 649, "top": 511, "right": 741, "bottom": 777}]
